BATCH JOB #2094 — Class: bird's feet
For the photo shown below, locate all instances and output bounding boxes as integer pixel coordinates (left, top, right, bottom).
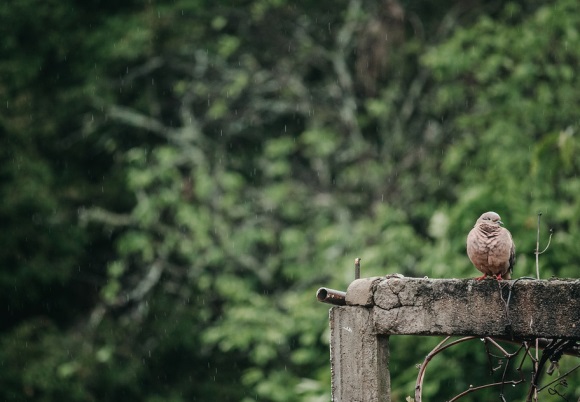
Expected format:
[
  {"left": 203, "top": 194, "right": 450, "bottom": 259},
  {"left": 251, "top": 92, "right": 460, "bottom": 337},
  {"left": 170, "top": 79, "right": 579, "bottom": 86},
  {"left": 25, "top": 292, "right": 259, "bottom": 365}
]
[{"left": 475, "top": 274, "right": 505, "bottom": 280}]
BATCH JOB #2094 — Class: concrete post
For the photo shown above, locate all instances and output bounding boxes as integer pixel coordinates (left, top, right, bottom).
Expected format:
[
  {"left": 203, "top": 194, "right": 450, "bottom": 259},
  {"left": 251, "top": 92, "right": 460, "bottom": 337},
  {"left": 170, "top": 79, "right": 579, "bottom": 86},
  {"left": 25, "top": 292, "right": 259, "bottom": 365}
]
[{"left": 330, "top": 306, "right": 390, "bottom": 402}]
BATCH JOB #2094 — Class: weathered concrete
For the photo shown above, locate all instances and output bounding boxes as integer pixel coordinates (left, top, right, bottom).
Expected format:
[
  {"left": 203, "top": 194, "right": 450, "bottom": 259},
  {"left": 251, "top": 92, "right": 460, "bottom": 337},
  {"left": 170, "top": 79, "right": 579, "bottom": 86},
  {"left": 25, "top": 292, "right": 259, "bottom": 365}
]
[
  {"left": 329, "top": 277, "right": 580, "bottom": 401},
  {"left": 346, "top": 276, "right": 382, "bottom": 307},
  {"left": 372, "top": 277, "right": 580, "bottom": 339},
  {"left": 330, "top": 306, "right": 390, "bottom": 402}
]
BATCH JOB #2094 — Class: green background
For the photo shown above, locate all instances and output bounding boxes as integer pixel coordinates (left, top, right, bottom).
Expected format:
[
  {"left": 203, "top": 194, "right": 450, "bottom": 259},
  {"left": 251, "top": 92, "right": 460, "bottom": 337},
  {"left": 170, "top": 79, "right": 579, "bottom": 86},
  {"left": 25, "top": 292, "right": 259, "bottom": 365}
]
[{"left": 1, "top": 0, "right": 579, "bottom": 400}]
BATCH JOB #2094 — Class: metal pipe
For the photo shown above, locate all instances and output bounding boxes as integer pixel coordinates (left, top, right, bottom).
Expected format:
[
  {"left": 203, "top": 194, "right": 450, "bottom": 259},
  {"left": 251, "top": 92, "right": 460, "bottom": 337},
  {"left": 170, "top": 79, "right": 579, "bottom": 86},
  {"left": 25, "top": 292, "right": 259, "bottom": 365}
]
[
  {"left": 316, "top": 287, "right": 347, "bottom": 306},
  {"left": 354, "top": 257, "right": 361, "bottom": 280}
]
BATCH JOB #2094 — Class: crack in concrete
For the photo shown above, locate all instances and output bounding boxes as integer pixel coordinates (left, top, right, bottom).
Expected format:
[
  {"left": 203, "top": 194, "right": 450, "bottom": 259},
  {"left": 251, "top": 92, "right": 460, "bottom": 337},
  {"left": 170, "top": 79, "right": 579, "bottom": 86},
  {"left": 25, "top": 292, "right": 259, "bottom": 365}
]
[{"left": 385, "top": 280, "right": 403, "bottom": 309}]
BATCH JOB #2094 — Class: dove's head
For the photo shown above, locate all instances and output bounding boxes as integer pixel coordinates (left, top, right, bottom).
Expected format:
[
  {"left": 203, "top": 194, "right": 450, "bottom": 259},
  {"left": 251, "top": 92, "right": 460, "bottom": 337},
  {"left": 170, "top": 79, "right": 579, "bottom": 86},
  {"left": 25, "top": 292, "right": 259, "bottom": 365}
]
[{"left": 477, "top": 211, "right": 503, "bottom": 226}]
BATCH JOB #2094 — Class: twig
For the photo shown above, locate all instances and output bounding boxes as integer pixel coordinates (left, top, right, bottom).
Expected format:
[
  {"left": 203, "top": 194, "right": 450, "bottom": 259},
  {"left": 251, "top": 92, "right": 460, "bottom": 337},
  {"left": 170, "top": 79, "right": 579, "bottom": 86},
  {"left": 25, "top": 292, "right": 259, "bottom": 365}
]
[
  {"left": 538, "top": 229, "right": 554, "bottom": 255},
  {"left": 445, "top": 339, "right": 527, "bottom": 401},
  {"left": 331, "top": 0, "right": 363, "bottom": 140},
  {"left": 535, "top": 212, "right": 542, "bottom": 280},
  {"left": 537, "top": 363, "right": 580, "bottom": 392},
  {"left": 533, "top": 212, "right": 543, "bottom": 401},
  {"left": 107, "top": 104, "right": 172, "bottom": 137},
  {"left": 417, "top": 334, "right": 579, "bottom": 401},
  {"left": 483, "top": 338, "right": 495, "bottom": 376},
  {"left": 448, "top": 379, "right": 524, "bottom": 402},
  {"left": 499, "top": 276, "right": 536, "bottom": 338},
  {"left": 415, "top": 337, "right": 477, "bottom": 401},
  {"left": 527, "top": 340, "right": 578, "bottom": 401}
]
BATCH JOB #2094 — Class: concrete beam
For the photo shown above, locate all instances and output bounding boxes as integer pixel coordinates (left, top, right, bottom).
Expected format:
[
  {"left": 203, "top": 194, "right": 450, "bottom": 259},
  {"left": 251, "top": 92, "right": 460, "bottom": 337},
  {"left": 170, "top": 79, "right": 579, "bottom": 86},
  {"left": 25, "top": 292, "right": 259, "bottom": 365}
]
[
  {"left": 347, "top": 277, "right": 580, "bottom": 339},
  {"left": 328, "top": 277, "right": 580, "bottom": 401}
]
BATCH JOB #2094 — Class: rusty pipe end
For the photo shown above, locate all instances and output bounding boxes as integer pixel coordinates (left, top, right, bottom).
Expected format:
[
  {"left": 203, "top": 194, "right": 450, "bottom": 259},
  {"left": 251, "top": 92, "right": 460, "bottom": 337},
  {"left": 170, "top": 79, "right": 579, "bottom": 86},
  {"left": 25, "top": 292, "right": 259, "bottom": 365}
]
[{"left": 316, "top": 287, "right": 346, "bottom": 306}]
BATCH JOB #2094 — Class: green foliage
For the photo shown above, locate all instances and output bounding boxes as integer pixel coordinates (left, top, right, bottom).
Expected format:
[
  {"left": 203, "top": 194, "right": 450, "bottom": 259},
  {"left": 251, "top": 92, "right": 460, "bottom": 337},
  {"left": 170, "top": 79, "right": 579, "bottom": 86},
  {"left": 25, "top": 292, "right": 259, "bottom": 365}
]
[
  {"left": 423, "top": 0, "right": 580, "bottom": 280},
  {"left": 2, "top": 0, "right": 580, "bottom": 401}
]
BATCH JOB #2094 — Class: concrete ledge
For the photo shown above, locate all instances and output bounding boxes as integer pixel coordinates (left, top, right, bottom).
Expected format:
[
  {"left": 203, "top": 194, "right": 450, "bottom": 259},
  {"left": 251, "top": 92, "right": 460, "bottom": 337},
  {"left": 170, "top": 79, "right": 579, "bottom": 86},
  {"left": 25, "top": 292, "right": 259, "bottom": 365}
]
[{"left": 344, "top": 277, "right": 580, "bottom": 339}]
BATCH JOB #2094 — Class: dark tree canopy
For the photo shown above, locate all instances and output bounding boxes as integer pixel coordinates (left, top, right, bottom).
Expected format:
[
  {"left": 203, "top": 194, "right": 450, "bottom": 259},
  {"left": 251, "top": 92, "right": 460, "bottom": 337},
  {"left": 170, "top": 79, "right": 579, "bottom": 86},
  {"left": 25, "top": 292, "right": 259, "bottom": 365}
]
[{"left": 1, "top": 0, "right": 580, "bottom": 400}]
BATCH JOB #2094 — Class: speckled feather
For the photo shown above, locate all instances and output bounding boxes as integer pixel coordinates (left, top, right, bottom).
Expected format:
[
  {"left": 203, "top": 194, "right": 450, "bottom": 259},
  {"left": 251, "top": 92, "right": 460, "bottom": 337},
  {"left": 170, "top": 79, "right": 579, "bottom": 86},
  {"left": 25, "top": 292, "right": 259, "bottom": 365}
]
[{"left": 467, "top": 211, "right": 516, "bottom": 280}]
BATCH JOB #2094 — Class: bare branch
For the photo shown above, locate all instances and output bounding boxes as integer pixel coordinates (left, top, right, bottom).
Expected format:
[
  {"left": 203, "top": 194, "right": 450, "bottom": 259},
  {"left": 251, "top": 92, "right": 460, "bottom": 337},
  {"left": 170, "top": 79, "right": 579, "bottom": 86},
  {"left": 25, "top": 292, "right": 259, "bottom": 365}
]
[
  {"left": 330, "top": 0, "right": 363, "bottom": 140},
  {"left": 537, "top": 363, "right": 580, "bottom": 393},
  {"left": 79, "top": 206, "right": 132, "bottom": 227},
  {"left": 108, "top": 104, "right": 173, "bottom": 137},
  {"left": 534, "top": 212, "right": 542, "bottom": 279},
  {"left": 126, "top": 261, "right": 164, "bottom": 302},
  {"left": 415, "top": 334, "right": 580, "bottom": 401},
  {"left": 448, "top": 379, "right": 524, "bottom": 402},
  {"left": 124, "top": 57, "right": 164, "bottom": 83},
  {"left": 538, "top": 229, "right": 554, "bottom": 255},
  {"left": 415, "top": 336, "right": 477, "bottom": 401}
]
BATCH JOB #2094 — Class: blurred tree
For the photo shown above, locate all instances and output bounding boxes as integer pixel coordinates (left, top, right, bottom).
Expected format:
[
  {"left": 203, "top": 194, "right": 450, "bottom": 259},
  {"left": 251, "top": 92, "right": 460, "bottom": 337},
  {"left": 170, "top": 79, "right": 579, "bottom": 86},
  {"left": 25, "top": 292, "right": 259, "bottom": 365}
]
[
  {"left": 1, "top": 0, "right": 580, "bottom": 401},
  {"left": 0, "top": 0, "right": 143, "bottom": 327}
]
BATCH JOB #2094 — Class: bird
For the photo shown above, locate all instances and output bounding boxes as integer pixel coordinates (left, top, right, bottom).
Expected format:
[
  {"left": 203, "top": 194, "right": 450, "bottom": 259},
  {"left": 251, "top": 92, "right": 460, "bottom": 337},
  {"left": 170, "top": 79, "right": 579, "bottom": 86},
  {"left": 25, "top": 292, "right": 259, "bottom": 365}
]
[{"left": 466, "top": 211, "right": 516, "bottom": 280}]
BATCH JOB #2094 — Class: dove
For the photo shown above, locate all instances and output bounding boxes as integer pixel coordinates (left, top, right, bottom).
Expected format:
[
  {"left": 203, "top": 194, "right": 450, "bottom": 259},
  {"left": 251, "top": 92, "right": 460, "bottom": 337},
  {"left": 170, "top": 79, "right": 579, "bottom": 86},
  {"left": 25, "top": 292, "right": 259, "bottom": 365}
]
[{"left": 466, "top": 211, "right": 515, "bottom": 280}]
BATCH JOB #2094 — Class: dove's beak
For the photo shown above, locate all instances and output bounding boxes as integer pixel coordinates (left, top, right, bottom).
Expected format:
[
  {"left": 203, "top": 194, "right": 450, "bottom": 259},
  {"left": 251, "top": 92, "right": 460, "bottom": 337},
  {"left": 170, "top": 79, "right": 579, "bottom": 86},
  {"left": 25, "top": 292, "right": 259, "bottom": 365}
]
[{"left": 498, "top": 220, "right": 504, "bottom": 226}]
